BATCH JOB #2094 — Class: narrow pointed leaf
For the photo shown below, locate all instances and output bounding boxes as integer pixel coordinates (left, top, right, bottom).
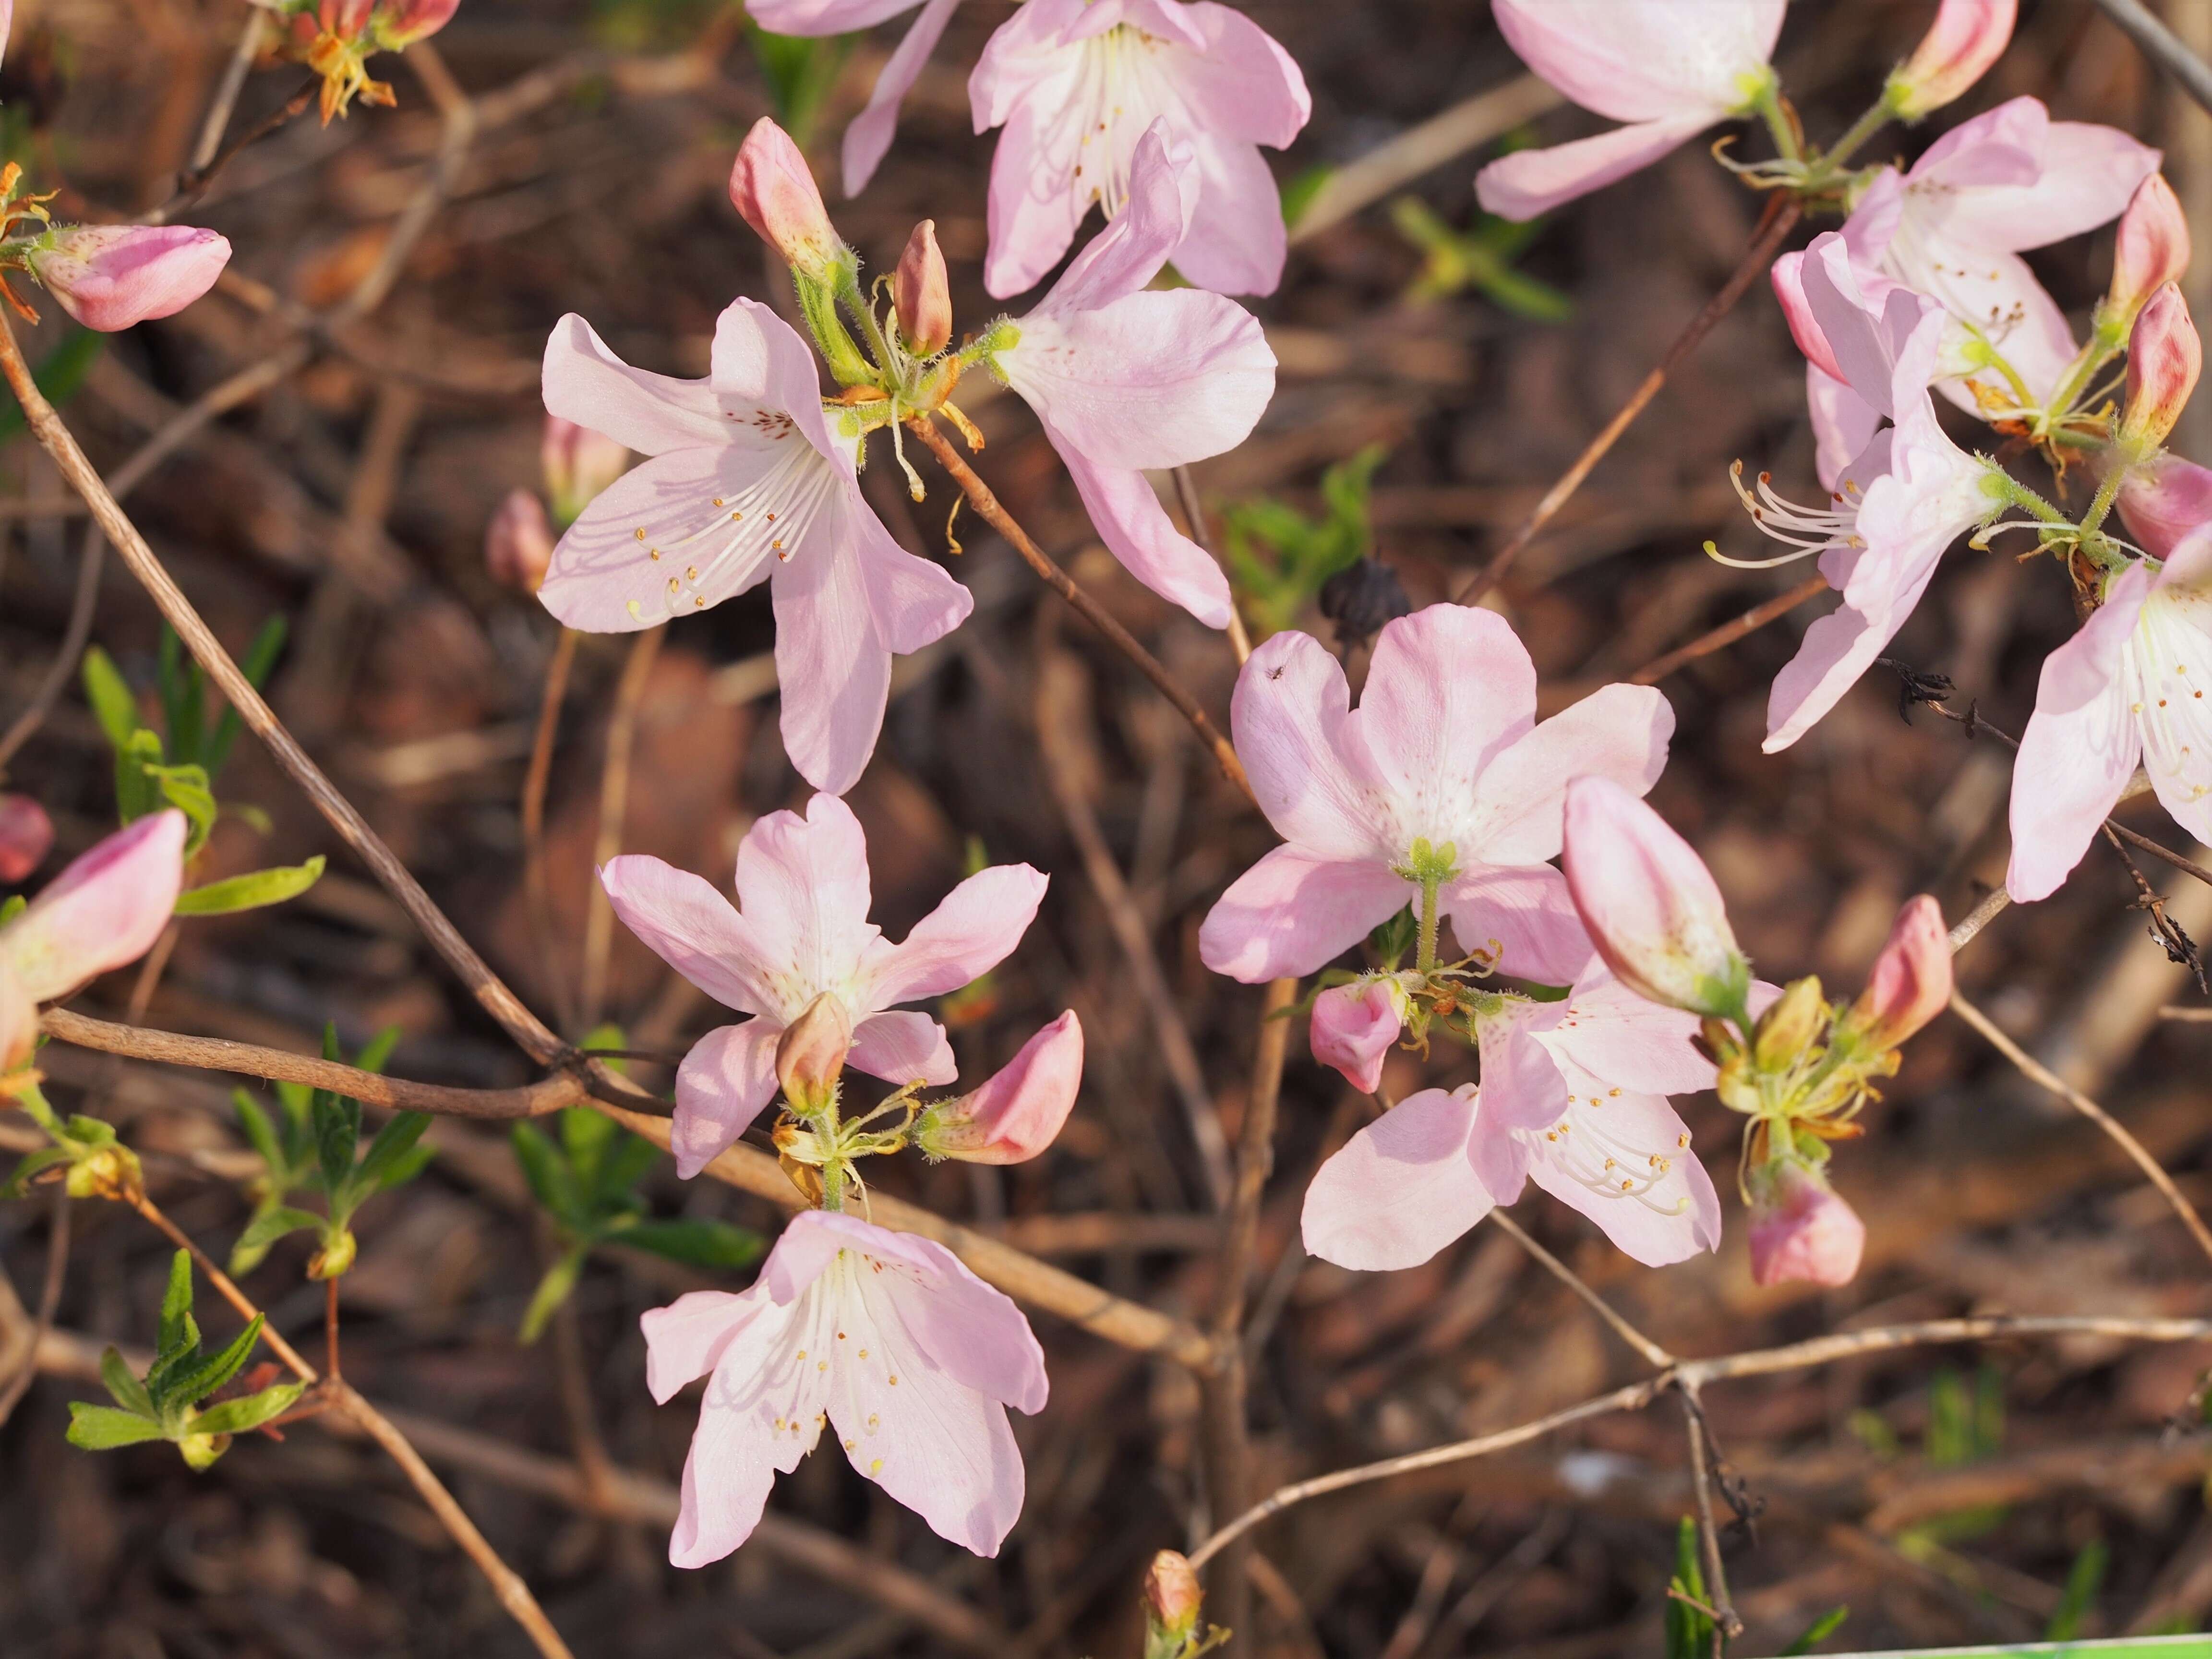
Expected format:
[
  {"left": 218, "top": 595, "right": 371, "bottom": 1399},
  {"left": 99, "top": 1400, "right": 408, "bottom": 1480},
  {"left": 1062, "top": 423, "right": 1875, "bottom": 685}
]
[
  {"left": 356, "top": 1112, "right": 432, "bottom": 1193},
  {"left": 99, "top": 1346, "right": 155, "bottom": 1417},
  {"left": 517, "top": 1248, "right": 585, "bottom": 1345},
  {"left": 232, "top": 1091, "right": 285, "bottom": 1176},
  {"left": 206, "top": 615, "right": 288, "bottom": 775},
  {"left": 156, "top": 1250, "right": 194, "bottom": 1354},
  {"left": 166, "top": 1313, "right": 267, "bottom": 1407},
  {"left": 189, "top": 1380, "right": 306, "bottom": 1438},
  {"left": 616, "top": 1218, "right": 764, "bottom": 1271},
  {"left": 80, "top": 645, "right": 141, "bottom": 752},
  {"left": 66, "top": 1403, "right": 170, "bottom": 1451},
  {"left": 175, "top": 857, "right": 326, "bottom": 916}
]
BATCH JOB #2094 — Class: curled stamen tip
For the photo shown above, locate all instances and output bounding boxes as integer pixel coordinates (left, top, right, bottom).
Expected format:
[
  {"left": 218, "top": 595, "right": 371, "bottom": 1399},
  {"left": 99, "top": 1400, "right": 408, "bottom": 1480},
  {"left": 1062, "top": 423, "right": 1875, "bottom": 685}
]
[{"left": 1757, "top": 470, "right": 1772, "bottom": 483}]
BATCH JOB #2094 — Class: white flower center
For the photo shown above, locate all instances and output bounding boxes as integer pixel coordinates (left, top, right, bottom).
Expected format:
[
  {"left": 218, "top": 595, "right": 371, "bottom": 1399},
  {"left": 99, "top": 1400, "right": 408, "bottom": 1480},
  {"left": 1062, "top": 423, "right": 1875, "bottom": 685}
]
[
  {"left": 618, "top": 440, "right": 842, "bottom": 624},
  {"left": 1518, "top": 1091, "right": 1695, "bottom": 1216}
]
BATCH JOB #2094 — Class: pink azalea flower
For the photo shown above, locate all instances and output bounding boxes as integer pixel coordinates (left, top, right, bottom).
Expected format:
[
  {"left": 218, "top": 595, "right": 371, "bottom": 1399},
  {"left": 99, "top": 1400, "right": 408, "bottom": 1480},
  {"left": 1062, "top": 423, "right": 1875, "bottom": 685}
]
[
  {"left": 1197, "top": 604, "right": 1673, "bottom": 987},
  {"left": 2116, "top": 451, "right": 2212, "bottom": 557},
  {"left": 26, "top": 226, "right": 232, "bottom": 333},
  {"left": 2109, "top": 172, "right": 2190, "bottom": 328},
  {"left": 969, "top": 0, "right": 1310, "bottom": 298},
  {"left": 1475, "top": 0, "right": 1784, "bottom": 222},
  {"left": 600, "top": 794, "right": 1047, "bottom": 1176},
  {"left": 1561, "top": 777, "right": 1746, "bottom": 1019},
  {"left": 1308, "top": 977, "right": 1410, "bottom": 1094},
  {"left": 1746, "top": 1160, "right": 1864, "bottom": 1287},
  {"left": 1301, "top": 973, "right": 1722, "bottom": 1272},
  {"left": 916, "top": 1011, "right": 1084, "bottom": 1164},
  {"left": 2008, "top": 532, "right": 2212, "bottom": 901},
  {"left": 746, "top": 0, "right": 968, "bottom": 199},
  {"left": 987, "top": 124, "right": 1275, "bottom": 628},
  {"left": 534, "top": 298, "right": 972, "bottom": 794},
  {"left": 1752, "top": 234, "right": 1998, "bottom": 752},
  {"left": 643, "top": 1208, "right": 1048, "bottom": 1563},
  {"left": 0, "top": 793, "right": 54, "bottom": 885},
  {"left": 484, "top": 490, "right": 555, "bottom": 594},
  {"left": 1886, "top": 0, "right": 2017, "bottom": 122},
  {"left": 0, "top": 811, "right": 187, "bottom": 1068}
]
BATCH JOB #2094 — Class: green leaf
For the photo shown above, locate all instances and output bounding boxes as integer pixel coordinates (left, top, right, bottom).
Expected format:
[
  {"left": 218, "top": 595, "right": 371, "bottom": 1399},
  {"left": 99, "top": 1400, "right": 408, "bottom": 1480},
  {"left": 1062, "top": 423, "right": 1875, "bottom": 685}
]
[
  {"left": 81, "top": 645, "right": 143, "bottom": 752},
  {"left": 1279, "top": 163, "right": 1333, "bottom": 228},
  {"left": 354, "top": 1026, "right": 402, "bottom": 1077},
  {"left": 165, "top": 1313, "right": 266, "bottom": 1407},
  {"left": 313, "top": 1041, "right": 362, "bottom": 1200},
  {"left": 149, "top": 764, "right": 218, "bottom": 857},
  {"left": 0, "top": 327, "right": 103, "bottom": 446},
  {"left": 229, "top": 1205, "right": 324, "bottom": 1275},
  {"left": 511, "top": 1122, "right": 581, "bottom": 1222},
  {"left": 157, "top": 626, "right": 206, "bottom": 770},
  {"left": 189, "top": 1380, "right": 305, "bottom": 1438},
  {"left": 232, "top": 1091, "right": 286, "bottom": 1178},
  {"left": 517, "top": 1248, "right": 586, "bottom": 1345},
  {"left": 617, "top": 1217, "right": 765, "bottom": 1272},
  {"left": 355, "top": 1112, "right": 432, "bottom": 1195},
  {"left": 1663, "top": 1517, "right": 1711, "bottom": 1659},
  {"left": 0, "top": 894, "right": 23, "bottom": 922},
  {"left": 205, "top": 615, "right": 288, "bottom": 776},
  {"left": 99, "top": 1346, "right": 156, "bottom": 1418},
  {"left": 115, "top": 728, "right": 167, "bottom": 823},
  {"left": 157, "top": 1250, "right": 195, "bottom": 1355},
  {"left": 4, "top": 1145, "right": 78, "bottom": 1197},
  {"left": 2045, "top": 1539, "right": 2108, "bottom": 1643},
  {"left": 66, "top": 1402, "right": 170, "bottom": 1451},
  {"left": 174, "top": 857, "right": 326, "bottom": 916},
  {"left": 1780, "top": 1607, "right": 1848, "bottom": 1656},
  {"left": 744, "top": 24, "right": 853, "bottom": 146},
  {"left": 593, "top": 1130, "right": 663, "bottom": 1209},
  {"left": 561, "top": 1095, "right": 620, "bottom": 1186}
]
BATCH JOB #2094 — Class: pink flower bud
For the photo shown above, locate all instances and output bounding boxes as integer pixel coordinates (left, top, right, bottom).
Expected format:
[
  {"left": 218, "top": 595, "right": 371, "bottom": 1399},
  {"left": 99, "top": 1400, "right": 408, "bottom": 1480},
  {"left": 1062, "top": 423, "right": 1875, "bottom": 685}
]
[
  {"left": 1770, "top": 252, "right": 1848, "bottom": 384},
  {"left": 729, "top": 118, "right": 842, "bottom": 284},
  {"left": 1747, "top": 1161, "right": 1865, "bottom": 1288},
  {"left": 26, "top": 225, "right": 231, "bottom": 332},
  {"left": 0, "top": 810, "right": 185, "bottom": 1004},
  {"left": 2123, "top": 282, "right": 2201, "bottom": 449},
  {"left": 1848, "top": 894, "right": 1952, "bottom": 1047},
  {"left": 775, "top": 991, "right": 853, "bottom": 1115},
  {"left": 0, "top": 794, "right": 54, "bottom": 885},
  {"left": 2116, "top": 450, "right": 2212, "bottom": 557},
  {"left": 541, "top": 416, "right": 629, "bottom": 526},
  {"left": 485, "top": 489, "right": 555, "bottom": 593},
  {"left": 2109, "top": 174, "right": 2190, "bottom": 325},
  {"left": 1144, "top": 1551, "right": 1204, "bottom": 1640},
  {"left": 1309, "top": 977, "right": 1407, "bottom": 1094},
  {"left": 1886, "top": 0, "right": 2017, "bottom": 121},
  {"left": 917, "top": 1011, "right": 1083, "bottom": 1164},
  {"left": 373, "top": 0, "right": 457, "bottom": 48},
  {"left": 1562, "top": 776, "right": 1748, "bottom": 1020},
  {"left": 894, "top": 220, "right": 953, "bottom": 357}
]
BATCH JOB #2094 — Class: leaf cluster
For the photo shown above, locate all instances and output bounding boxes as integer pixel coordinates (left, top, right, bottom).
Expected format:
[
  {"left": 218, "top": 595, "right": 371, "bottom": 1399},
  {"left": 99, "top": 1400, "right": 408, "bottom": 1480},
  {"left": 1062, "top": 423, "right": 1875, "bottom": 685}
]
[
  {"left": 1388, "top": 195, "right": 1572, "bottom": 320},
  {"left": 229, "top": 1024, "right": 431, "bottom": 1279},
  {"left": 82, "top": 625, "right": 325, "bottom": 916},
  {"left": 1222, "top": 444, "right": 1389, "bottom": 637},
  {"left": 66, "top": 1251, "right": 303, "bottom": 1470}
]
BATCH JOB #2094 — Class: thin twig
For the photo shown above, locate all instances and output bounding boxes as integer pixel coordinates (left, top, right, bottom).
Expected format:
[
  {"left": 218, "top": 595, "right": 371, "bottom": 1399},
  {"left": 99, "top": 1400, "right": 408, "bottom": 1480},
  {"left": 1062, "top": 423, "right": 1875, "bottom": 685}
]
[
  {"left": 1487, "top": 1210, "right": 1675, "bottom": 1370},
  {"left": 0, "top": 1186, "right": 69, "bottom": 1425},
  {"left": 2091, "top": 0, "right": 2212, "bottom": 115},
  {"left": 1948, "top": 888, "right": 2014, "bottom": 953},
  {"left": 144, "top": 80, "right": 317, "bottom": 225},
  {"left": 907, "top": 414, "right": 1254, "bottom": 804},
  {"left": 1173, "top": 463, "right": 1252, "bottom": 665},
  {"left": 524, "top": 627, "right": 581, "bottom": 1035},
  {"left": 581, "top": 626, "right": 664, "bottom": 1031},
  {"left": 1629, "top": 572, "right": 1831, "bottom": 686},
  {"left": 1457, "top": 198, "right": 1803, "bottom": 605},
  {"left": 1680, "top": 1386, "right": 1741, "bottom": 1646},
  {"left": 1947, "top": 986, "right": 2212, "bottom": 1267},
  {"left": 325, "top": 1276, "right": 342, "bottom": 1384},
  {"left": 189, "top": 10, "right": 268, "bottom": 172}
]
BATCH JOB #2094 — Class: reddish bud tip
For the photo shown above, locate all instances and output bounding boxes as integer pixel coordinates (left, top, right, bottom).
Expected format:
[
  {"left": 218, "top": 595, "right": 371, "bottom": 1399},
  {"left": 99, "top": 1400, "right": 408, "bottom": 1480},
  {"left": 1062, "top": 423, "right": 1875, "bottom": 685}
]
[
  {"left": 729, "top": 118, "right": 842, "bottom": 283},
  {"left": 1887, "top": 0, "right": 2018, "bottom": 120},
  {"left": 2110, "top": 173, "right": 2191, "bottom": 325},
  {"left": 775, "top": 992, "right": 853, "bottom": 1115},
  {"left": 540, "top": 415, "right": 629, "bottom": 526},
  {"left": 1748, "top": 1161, "right": 1866, "bottom": 1288},
  {"left": 2124, "top": 282, "right": 2202, "bottom": 449},
  {"left": 484, "top": 489, "right": 555, "bottom": 593},
  {"left": 0, "top": 794, "right": 54, "bottom": 885},
  {"left": 894, "top": 220, "right": 953, "bottom": 357},
  {"left": 917, "top": 1011, "right": 1082, "bottom": 1164},
  {"left": 1849, "top": 894, "right": 1952, "bottom": 1047},
  {"left": 373, "top": 0, "right": 458, "bottom": 48},
  {"left": 27, "top": 224, "right": 231, "bottom": 332}
]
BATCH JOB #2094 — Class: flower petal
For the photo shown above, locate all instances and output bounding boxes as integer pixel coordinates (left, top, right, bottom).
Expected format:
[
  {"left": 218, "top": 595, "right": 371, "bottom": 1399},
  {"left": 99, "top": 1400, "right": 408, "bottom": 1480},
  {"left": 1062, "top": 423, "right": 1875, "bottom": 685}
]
[
  {"left": 1048, "top": 439, "right": 1234, "bottom": 627},
  {"left": 541, "top": 312, "right": 730, "bottom": 457},
  {"left": 1490, "top": 0, "right": 1780, "bottom": 123},
  {"left": 1523, "top": 1082, "right": 1720, "bottom": 1266},
  {"left": 1465, "top": 683, "right": 1673, "bottom": 865},
  {"left": 860, "top": 865, "right": 1048, "bottom": 1007},
  {"left": 1, "top": 810, "right": 186, "bottom": 1002},
  {"left": 732, "top": 794, "right": 881, "bottom": 999},
  {"left": 666, "top": 1288, "right": 823, "bottom": 1567},
  {"left": 599, "top": 854, "right": 779, "bottom": 1016},
  {"left": 1301, "top": 1086, "right": 1492, "bottom": 1271},
  {"left": 708, "top": 297, "right": 844, "bottom": 465},
  {"left": 772, "top": 498, "right": 895, "bottom": 796},
  {"left": 1199, "top": 846, "right": 1411, "bottom": 983},
  {"left": 1438, "top": 864, "right": 1597, "bottom": 986},
  {"left": 1034, "top": 121, "right": 1191, "bottom": 316},
  {"left": 1229, "top": 629, "right": 1390, "bottom": 859},
  {"left": 1474, "top": 1008, "right": 1573, "bottom": 1133},
  {"left": 849, "top": 1010, "right": 956, "bottom": 1087},
  {"left": 1538, "top": 974, "right": 1716, "bottom": 1096},
  {"left": 641, "top": 1288, "right": 758, "bottom": 1403},
  {"left": 1169, "top": 2, "right": 1310, "bottom": 148},
  {"left": 1168, "top": 125, "right": 1292, "bottom": 297},
  {"left": 1476, "top": 114, "right": 1717, "bottom": 221},
  {"left": 837, "top": 0, "right": 963, "bottom": 195},
  {"left": 673, "top": 1021, "right": 782, "bottom": 1178},
  {"left": 2128, "top": 541, "right": 2212, "bottom": 856}
]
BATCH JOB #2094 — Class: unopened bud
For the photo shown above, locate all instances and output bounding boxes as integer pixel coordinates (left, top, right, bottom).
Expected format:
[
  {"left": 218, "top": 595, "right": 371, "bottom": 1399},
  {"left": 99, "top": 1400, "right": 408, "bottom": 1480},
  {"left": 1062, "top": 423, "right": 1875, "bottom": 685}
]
[
  {"left": 65, "top": 1142, "right": 143, "bottom": 1202},
  {"left": 2109, "top": 173, "right": 2190, "bottom": 327},
  {"left": 308, "top": 1226, "right": 358, "bottom": 1279},
  {"left": 484, "top": 490, "right": 555, "bottom": 593},
  {"left": 916, "top": 1011, "right": 1082, "bottom": 1164},
  {"left": 372, "top": 0, "right": 458, "bottom": 49},
  {"left": 0, "top": 793, "right": 54, "bottom": 884},
  {"left": 26, "top": 224, "right": 231, "bottom": 332},
  {"left": 1308, "top": 977, "right": 1408, "bottom": 1094},
  {"left": 1846, "top": 894, "right": 1952, "bottom": 1047},
  {"left": 2123, "top": 282, "right": 2201, "bottom": 449},
  {"left": 2116, "top": 450, "right": 2212, "bottom": 558},
  {"left": 894, "top": 220, "right": 953, "bottom": 357},
  {"left": 1562, "top": 776, "right": 1750, "bottom": 1022},
  {"left": 1886, "top": 0, "right": 2018, "bottom": 121},
  {"left": 776, "top": 992, "right": 852, "bottom": 1116},
  {"left": 1747, "top": 1160, "right": 1865, "bottom": 1288},
  {"left": 729, "top": 118, "right": 843, "bottom": 285},
  {"left": 1144, "top": 1551, "right": 1203, "bottom": 1643},
  {"left": 541, "top": 416, "right": 629, "bottom": 526},
  {"left": 1752, "top": 975, "right": 1827, "bottom": 1071}
]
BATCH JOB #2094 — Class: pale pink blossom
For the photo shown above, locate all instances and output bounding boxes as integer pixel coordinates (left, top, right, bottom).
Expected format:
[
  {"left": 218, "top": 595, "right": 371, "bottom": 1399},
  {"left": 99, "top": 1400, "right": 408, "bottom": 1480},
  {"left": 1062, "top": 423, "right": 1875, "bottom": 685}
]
[
  {"left": 1886, "top": 0, "right": 2016, "bottom": 121},
  {"left": 601, "top": 794, "right": 1046, "bottom": 1176},
  {"left": 2121, "top": 282, "right": 2201, "bottom": 449},
  {"left": 2117, "top": 452, "right": 2212, "bottom": 557},
  {"left": 0, "top": 811, "right": 187, "bottom": 1069},
  {"left": 1753, "top": 235, "right": 1999, "bottom": 751},
  {"left": 988, "top": 125, "right": 1274, "bottom": 628},
  {"left": 728, "top": 117, "right": 844, "bottom": 283},
  {"left": 2008, "top": 532, "right": 2212, "bottom": 901},
  {"left": 746, "top": 0, "right": 967, "bottom": 198},
  {"left": 541, "top": 415, "right": 630, "bottom": 527},
  {"left": 484, "top": 490, "right": 554, "bottom": 593},
  {"left": 27, "top": 226, "right": 231, "bottom": 332},
  {"left": 535, "top": 298, "right": 971, "bottom": 793},
  {"left": 0, "top": 962, "right": 31, "bottom": 1073},
  {"left": 1561, "top": 777, "right": 1745, "bottom": 1019},
  {"left": 1308, "top": 977, "right": 1409, "bottom": 1094},
  {"left": 894, "top": 219, "right": 952, "bottom": 357},
  {"left": 970, "top": 0, "right": 1310, "bottom": 298},
  {"left": 1198, "top": 604, "right": 1673, "bottom": 988},
  {"left": 2110, "top": 172, "right": 2190, "bottom": 326},
  {"left": 916, "top": 1011, "right": 1084, "bottom": 1164},
  {"left": 0, "top": 794, "right": 54, "bottom": 885},
  {"left": 1301, "top": 973, "right": 1722, "bottom": 1271},
  {"left": 1847, "top": 894, "right": 1951, "bottom": 1046},
  {"left": 1747, "top": 1160, "right": 1864, "bottom": 1287},
  {"left": 1475, "top": 0, "right": 1784, "bottom": 222},
  {"left": 643, "top": 1208, "right": 1047, "bottom": 1563}
]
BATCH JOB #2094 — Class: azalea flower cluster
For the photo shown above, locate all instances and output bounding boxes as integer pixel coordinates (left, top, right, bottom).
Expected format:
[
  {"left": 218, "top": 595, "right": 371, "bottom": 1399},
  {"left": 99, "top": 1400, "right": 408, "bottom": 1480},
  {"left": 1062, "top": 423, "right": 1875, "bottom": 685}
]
[{"left": 252, "top": 0, "right": 460, "bottom": 123}]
